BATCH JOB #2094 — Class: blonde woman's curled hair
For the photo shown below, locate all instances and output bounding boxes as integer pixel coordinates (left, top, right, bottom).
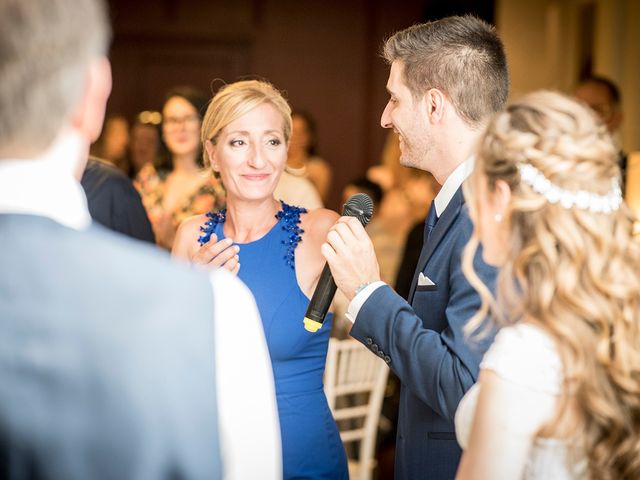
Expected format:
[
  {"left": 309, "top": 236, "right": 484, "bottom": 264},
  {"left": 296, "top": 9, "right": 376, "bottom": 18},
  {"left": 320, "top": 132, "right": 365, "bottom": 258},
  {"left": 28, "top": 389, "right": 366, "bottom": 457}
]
[
  {"left": 463, "top": 90, "right": 640, "bottom": 479},
  {"left": 201, "top": 79, "right": 292, "bottom": 168}
]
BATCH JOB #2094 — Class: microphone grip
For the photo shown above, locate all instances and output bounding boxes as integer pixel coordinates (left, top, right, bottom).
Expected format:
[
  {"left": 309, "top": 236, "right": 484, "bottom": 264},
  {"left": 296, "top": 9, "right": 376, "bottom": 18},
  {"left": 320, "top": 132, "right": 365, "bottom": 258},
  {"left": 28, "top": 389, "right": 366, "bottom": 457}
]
[{"left": 303, "top": 263, "right": 337, "bottom": 333}]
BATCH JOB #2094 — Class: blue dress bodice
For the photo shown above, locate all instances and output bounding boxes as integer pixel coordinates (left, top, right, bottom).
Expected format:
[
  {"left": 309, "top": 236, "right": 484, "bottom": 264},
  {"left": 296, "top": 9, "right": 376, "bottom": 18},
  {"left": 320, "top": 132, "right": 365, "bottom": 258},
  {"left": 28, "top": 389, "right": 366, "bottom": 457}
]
[{"left": 199, "top": 202, "right": 348, "bottom": 479}]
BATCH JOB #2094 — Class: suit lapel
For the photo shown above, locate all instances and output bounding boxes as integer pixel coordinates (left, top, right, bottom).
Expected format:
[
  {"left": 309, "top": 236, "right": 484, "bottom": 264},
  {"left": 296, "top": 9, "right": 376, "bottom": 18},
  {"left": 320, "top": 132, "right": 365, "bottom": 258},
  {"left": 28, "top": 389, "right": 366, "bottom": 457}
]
[{"left": 407, "top": 188, "right": 465, "bottom": 303}]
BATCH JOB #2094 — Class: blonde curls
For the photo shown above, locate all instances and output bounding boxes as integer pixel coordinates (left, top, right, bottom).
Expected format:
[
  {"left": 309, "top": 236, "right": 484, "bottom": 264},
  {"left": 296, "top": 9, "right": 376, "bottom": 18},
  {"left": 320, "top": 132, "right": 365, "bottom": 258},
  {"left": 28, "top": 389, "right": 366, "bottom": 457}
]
[{"left": 463, "top": 90, "right": 640, "bottom": 478}]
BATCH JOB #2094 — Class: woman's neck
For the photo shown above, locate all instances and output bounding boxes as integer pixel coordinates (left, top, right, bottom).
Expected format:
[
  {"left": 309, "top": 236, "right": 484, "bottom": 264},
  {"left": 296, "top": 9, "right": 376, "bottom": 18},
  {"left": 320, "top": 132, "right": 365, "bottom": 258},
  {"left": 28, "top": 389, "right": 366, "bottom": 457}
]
[
  {"left": 171, "top": 152, "right": 200, "bottom": 173},
  {"left": 224, "top": 197, "right": 281, "bottom": 243}
]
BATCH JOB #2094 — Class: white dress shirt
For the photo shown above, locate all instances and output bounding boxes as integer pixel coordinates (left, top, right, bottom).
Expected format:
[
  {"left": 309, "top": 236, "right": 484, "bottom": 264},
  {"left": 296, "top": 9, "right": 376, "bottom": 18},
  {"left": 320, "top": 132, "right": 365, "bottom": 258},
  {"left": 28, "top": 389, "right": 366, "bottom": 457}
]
[
  {"left": 346, "top": 157, "right": 475, "bottom": 322},
  {"left": 0, "top": 132, "right": 282, "bottom": 480}
]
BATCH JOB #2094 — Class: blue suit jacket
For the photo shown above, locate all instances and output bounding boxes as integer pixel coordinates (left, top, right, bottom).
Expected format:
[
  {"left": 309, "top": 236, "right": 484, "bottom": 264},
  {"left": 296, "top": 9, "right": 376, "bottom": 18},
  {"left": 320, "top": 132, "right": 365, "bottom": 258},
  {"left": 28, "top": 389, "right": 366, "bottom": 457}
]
[{"left": 350, "top": 188, "right": 496, "bottom": 479}]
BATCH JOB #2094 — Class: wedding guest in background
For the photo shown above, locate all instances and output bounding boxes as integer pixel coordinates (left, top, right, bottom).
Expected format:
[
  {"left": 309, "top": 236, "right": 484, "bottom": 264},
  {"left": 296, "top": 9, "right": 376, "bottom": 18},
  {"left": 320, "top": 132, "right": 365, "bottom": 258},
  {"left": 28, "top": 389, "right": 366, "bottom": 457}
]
[
  {"left": 90, "top": 113, "right": 130, "bottom": 172},
  {"left": 284, "top": 110, "right": 333, "bottom": 203},
  {"left": 172, "top": 79, "right": 348, "bottom": 479},
  {"left": 456, "top": 91, "right": 640, "bottom": 479},
  {"left": 574, "top": 75, "right": 627, "bottom": 191},
  {"left": 81, "top": 156, "right": 155, "bottom": 243},
  {"left": 0, "top": 0, "right": 281, "bottom": 478},
  {"left": 127, "top": 111, "right": 165, "bottom": 178},
  {"left": 273, "top": 162, "right": 323, "bottom": 210},
  {"left": 135, "top": 86, "right": 225, "bottom": 249}
]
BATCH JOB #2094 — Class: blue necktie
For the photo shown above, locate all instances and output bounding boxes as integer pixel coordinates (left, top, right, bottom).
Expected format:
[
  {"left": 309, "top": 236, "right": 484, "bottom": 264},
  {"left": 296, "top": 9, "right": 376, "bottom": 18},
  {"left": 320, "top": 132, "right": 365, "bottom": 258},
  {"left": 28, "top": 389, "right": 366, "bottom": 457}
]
[{"left": 424, "top": 201, "right": 438, "bottom": 243}]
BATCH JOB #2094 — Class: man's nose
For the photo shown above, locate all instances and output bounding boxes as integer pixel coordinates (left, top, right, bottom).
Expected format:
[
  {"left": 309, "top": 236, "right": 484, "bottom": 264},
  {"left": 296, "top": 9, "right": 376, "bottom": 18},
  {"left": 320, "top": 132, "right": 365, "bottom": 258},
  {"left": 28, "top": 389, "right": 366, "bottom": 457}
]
[{"left": 380, "top": 102, "right": 392, "bottom": 129}]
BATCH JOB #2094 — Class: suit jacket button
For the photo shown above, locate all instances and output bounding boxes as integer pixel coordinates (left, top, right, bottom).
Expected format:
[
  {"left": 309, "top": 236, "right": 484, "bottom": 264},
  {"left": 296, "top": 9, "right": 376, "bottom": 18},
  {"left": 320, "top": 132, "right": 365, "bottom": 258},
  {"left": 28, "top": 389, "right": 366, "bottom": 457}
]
[
  {"left": 371, "top": 344, "right": 379, "bottom": 353},
  {"left": 365, "top": 337, "right": 373, "bottom": 345},
  {"left": 384, "top": 355, "right": 391, "bottom": 364},
  {"left": 377, "top": 350, "right": 385, "bottom": 358}
]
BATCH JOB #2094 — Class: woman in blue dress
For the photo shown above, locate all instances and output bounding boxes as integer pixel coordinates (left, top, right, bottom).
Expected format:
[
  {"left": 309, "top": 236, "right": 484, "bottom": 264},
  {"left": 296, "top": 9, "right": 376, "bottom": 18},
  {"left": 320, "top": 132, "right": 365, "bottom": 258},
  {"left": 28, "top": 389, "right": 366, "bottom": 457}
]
[{"left": 172, "top": 80, "right": 348, "bottom": 479}]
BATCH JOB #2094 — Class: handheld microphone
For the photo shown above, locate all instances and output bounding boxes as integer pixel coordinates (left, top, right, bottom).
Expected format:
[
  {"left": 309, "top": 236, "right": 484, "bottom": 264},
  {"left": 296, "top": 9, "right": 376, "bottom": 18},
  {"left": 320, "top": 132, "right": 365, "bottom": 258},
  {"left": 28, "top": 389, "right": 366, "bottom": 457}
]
[{"left": 303, "top": 193, "right": 374, "bottom": 333}]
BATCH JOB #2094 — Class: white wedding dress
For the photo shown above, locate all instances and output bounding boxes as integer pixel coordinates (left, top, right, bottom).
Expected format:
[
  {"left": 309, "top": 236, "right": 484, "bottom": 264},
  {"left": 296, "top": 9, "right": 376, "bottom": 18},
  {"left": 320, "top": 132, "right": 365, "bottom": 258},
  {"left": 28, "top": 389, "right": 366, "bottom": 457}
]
[{"left": 455, "top": 323, "right": 588, "bottom": 479}]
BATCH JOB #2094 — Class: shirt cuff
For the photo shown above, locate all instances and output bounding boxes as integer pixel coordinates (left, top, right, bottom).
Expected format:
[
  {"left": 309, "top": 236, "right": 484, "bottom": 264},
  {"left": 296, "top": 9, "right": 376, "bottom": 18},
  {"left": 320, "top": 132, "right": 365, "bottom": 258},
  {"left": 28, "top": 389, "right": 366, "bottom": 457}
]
[{"left": 345, "top": 281, "right": 386, "bottom": 323}]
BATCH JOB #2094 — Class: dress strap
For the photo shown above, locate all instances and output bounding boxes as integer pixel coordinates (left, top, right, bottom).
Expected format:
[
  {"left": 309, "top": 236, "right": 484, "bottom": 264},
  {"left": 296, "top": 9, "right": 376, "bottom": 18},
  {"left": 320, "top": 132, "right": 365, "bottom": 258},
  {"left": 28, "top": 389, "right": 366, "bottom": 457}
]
[
  {"left": 276, "top": 201, "right": 307, "bottom": 269},
  {"left": 198, "top": 210, "right": 226, "bottom": 246}
]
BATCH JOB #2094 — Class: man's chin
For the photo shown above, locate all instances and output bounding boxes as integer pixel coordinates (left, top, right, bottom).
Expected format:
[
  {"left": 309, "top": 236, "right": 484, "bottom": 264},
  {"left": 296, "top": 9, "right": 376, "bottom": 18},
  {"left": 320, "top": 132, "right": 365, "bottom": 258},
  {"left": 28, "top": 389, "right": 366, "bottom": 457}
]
[{"left": 398, "top": 153, "right": 414, "bottom": 169}]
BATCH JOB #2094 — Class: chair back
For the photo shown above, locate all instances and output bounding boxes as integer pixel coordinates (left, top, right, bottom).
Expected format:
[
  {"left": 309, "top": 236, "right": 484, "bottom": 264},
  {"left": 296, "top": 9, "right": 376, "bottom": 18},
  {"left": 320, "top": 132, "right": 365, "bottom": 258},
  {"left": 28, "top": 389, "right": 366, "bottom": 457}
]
[{"left": 325, "top": 338, "right": 390, "bottom": 480}]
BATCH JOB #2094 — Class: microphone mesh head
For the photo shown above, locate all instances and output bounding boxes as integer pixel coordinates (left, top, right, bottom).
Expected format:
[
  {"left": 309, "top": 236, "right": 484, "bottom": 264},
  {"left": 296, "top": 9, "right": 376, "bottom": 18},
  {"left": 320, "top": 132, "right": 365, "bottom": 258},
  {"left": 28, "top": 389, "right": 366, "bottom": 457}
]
[{"left": 343, "top": 193, "right": 374, "bottom": 226}]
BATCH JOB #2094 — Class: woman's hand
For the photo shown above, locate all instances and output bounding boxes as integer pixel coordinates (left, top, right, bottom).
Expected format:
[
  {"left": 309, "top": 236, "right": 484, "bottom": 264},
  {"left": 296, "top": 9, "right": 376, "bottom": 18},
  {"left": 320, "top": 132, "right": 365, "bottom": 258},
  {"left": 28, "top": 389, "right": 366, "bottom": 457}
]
[{"left": 190, "top": 234, "right": 240, "bottom": 275}]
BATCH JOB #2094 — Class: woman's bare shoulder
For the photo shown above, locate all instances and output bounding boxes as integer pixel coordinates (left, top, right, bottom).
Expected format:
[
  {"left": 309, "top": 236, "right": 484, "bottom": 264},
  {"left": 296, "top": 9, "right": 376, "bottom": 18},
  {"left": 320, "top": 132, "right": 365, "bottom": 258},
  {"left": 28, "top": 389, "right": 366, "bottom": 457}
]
[
  {"left": 172, "top": 213, "right": 209, "bottom": 258},
  {"left": 177, "top": 213, "right": 209, "bottom": 235},
  {"left": 300, "top": 208, "right": 339, "bottom": 239}
]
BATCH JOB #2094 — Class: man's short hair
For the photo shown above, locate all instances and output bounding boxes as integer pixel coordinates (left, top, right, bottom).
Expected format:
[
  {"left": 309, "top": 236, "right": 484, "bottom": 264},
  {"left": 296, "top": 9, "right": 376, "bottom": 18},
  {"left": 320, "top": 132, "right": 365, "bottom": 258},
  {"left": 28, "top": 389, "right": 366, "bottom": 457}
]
[
  {"left": 383, "top": 15, "right": 509, "bottom": 126},
  {"left": 0, "top": 0, "right": 111, "bottom": 157}
]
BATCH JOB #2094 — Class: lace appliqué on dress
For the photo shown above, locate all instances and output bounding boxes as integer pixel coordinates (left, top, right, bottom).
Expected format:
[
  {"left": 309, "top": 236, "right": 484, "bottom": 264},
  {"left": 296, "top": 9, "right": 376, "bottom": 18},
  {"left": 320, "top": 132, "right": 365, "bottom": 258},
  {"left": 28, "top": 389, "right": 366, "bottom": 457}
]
[
  {"left": 197, "top": 201, "right": 306, "bottom": 269},
  {"left": 198, "top": 210, "right": 226, "bottom": 246}
]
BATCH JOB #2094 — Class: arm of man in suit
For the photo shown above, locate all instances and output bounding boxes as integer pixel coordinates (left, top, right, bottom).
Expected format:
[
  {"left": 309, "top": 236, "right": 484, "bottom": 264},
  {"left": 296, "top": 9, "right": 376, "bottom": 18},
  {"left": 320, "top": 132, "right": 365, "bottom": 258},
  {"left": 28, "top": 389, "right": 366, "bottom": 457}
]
[{"left": 324, "top": 215, "right": 495, "bottom": 421}]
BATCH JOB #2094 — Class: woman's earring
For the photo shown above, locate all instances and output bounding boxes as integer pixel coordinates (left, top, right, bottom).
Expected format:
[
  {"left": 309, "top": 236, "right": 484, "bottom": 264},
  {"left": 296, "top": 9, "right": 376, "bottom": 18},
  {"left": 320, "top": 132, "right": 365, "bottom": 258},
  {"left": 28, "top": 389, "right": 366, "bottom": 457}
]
[{"left": 494, "top": 213, "right": 503, "bottom": 223}]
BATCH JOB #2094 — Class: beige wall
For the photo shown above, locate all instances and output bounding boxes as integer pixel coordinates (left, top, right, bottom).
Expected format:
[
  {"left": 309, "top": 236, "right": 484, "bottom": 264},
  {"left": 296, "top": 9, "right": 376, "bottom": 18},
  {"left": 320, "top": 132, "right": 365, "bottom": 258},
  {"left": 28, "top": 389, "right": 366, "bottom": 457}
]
[
  {"left": 497, "top": 0, "right": 639, "bottom": 152},
  {"left": 497, "top": 0, "right": 576, "bottom": 97}
]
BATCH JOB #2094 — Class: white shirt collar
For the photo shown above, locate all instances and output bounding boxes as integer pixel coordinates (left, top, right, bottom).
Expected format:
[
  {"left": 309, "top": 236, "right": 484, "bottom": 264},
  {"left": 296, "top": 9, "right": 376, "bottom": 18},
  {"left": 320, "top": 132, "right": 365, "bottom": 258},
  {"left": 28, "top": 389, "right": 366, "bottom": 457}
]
[
  {"left": 433, "top": 156, "right": 475, "bottom": 217},
  {"left": 0, "top": 131, "right": 91, "bottom": 230}
]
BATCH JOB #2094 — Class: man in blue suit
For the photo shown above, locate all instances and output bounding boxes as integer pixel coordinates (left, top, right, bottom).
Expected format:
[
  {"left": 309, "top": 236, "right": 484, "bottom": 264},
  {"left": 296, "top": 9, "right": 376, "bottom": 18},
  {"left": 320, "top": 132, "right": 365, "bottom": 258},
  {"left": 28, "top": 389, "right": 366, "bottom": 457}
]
[{"left": 323, "top": 16, "right": 508, "bottom": 479}]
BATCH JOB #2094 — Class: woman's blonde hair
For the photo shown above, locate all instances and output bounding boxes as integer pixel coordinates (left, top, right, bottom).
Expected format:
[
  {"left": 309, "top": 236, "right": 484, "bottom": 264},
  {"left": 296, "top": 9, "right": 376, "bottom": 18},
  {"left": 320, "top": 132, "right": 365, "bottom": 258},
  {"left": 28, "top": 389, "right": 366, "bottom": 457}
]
[
  {"left": 463, "top": 90, "right": 640, "bottom": 479},
  {"left": 200, "top": 79, "right": 292, "bottom": 167}
]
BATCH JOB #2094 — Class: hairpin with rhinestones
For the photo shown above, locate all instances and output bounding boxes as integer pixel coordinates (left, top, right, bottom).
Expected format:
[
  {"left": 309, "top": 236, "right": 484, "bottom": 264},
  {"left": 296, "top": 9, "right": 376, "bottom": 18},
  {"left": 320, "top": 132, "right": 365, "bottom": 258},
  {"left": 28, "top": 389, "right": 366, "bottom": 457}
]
[{"left": 518, "top": 163, "right": 622, "bottom": 214}]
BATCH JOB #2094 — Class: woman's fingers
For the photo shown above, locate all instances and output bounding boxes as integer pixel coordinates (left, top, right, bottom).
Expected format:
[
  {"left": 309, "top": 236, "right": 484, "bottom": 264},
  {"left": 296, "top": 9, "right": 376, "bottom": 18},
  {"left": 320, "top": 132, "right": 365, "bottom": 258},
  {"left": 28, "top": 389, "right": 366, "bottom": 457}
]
[{"left": 190, "top": 235, "right": 240, "bottom": 268}]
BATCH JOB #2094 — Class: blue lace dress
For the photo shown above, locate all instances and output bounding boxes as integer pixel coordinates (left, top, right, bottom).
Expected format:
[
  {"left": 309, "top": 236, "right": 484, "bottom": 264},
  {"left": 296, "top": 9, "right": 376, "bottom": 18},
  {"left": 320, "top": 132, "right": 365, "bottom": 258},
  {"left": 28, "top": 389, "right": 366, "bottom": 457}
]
[{"left": 198, "top": 201, "right": 348, "bottom": 479}]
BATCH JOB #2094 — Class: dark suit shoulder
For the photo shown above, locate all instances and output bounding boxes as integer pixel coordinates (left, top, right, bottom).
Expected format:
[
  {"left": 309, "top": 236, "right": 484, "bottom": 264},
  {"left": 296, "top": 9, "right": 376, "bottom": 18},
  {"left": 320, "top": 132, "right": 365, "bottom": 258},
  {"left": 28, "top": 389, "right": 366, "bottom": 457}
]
[
  {"left": 81, "top": 158, "right": 155, "bottom": 243},
  {"left": 81, "top": 157, "right": 130, "bottom": 194}
]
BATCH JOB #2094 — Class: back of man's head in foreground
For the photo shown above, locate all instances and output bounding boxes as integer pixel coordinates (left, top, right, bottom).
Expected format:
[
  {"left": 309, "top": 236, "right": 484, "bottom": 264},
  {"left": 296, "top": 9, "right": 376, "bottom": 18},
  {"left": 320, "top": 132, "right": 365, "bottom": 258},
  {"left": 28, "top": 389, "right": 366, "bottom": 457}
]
[{"left": 0, "top": 0, "right": 111, "bottom": 159}]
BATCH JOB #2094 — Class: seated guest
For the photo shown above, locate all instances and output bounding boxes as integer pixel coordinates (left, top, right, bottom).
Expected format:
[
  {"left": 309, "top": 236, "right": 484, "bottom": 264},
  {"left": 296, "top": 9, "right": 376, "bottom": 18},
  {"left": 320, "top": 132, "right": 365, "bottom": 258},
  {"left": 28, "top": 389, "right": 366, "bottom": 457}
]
[
  {"left": 455, "top": 91, "right": 640, "bottom": 479},
  {"left": 172, "top": 79, "right": 348, "bottom": 479},
  {"left": 286, "top": 110, "right": 333, "bottom": 203},
  {"left": 81, "top": 156, "right": 155, "bottom": 243},
  {"left": 274, "top": 166, "right": 323, "bottom": 210},
  {"left": 0, "top": 1, "right": 281, "bottom": 478},
  {"left": 574, "top": 75, "right": 627, "bottom": 192},
  {"left": 135, "top": 86, "right": 226, "bottom": 250},
  {"left": 90, "top": 114, "right": 130, "bottom": 172},
  {"left": 127, "top": 111, "right": 165, "bottom": 178}
]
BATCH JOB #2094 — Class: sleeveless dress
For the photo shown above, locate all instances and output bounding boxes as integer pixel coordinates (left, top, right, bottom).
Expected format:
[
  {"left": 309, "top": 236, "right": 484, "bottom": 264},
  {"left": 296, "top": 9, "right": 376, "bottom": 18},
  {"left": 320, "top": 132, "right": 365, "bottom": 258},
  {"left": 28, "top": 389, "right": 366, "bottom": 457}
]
[
  {"left": 199, "top": 201, "right": 348, "bottom": 480},
  {"left": 455, "top": 323, "right": 588, "bottom": 479}
]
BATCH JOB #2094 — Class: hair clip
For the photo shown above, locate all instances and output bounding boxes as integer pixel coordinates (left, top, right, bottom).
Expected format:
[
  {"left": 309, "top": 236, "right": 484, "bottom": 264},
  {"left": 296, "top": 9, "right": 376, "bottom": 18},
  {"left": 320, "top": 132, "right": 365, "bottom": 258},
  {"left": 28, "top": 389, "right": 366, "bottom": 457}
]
[{"left": 518, "top": 163, "right": 622, "bottom": 214}]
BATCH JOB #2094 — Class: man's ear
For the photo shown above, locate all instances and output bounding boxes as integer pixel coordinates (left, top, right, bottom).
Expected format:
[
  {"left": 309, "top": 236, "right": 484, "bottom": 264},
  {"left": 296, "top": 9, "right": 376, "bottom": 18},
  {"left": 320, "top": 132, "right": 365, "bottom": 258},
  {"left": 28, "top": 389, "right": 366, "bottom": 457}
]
[
  {"left": 205, "top": 140, "right": 219, "bottom": 172},
  {"left": 69, "top": 56, "right": 112, "bottom": 143},
  {"left": 424, "top": 88, "right": 447, "bottom": 123}
]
